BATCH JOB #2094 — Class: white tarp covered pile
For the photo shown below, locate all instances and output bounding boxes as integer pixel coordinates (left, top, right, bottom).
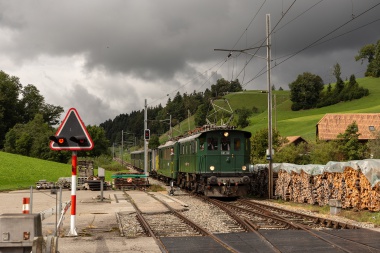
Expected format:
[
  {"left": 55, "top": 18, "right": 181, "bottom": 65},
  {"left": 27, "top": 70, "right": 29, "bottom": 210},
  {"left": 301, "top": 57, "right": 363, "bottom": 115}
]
[{"left": 254, "top": 159, "right": 380, "bottom": 187}]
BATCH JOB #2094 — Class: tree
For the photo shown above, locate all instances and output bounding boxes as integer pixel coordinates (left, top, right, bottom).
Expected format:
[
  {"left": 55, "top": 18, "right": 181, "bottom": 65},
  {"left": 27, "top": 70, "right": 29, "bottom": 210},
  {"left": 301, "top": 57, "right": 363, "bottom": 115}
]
[
  {"left": 368, "top": 131, "right": 380, "bottom": 159},
  {"left": 0, "top": 71, "right": 22, "bottom": 148},
  {"left": 83, "top": 125, "right": 110, "bottom": 157},
  {"left": 355, "top": 40, "right": 380, "bottom": 77},
  {"left": 309, "top": 141, "right": 340, "bottom": 164},
  {"left": 289, "top": 72, "right": 324, "bottom": 111},
  {"left": 4, "top": 114, "right": 70, "bottom": 162},
  {"left": 235, "top": 108, "right": 251, "bottom": 128},
  {"left": 210, "top": 78, "right": 242, "bottom": 97},
  {"left": 20, "top": 84, "right": 45, "bottom": 123},
  {"left": 230, "top": 79, "right": 243, "bottom": 92},
  {"left": 0, "top": 71, "right": 64, "bottom": 149},
  {"left": 148, "top": 135, "right": 160, "bottom": 149},
  {"left": 340, "top": 74, "right": 369, "bottom": 101},
  {"left": 250, "top": 128, "right": 284, "bottom": 164},
  {"left": 168, "top": 92, "right": 186, "bottom": 123},
  {"left": 194, "top": 104, "right": 207, "bottom": 127},
  {"left": 333, "top": 63, "right": 344, "bottom": 95},
  {"left": 40, "top": 103, "right": 64, "bottom": 126},
  {"left": 274, "top": 142, "right": 310, "bottom": 164},
  {"left": 336, "top": 121, "right": 368, "bottom": 161}
]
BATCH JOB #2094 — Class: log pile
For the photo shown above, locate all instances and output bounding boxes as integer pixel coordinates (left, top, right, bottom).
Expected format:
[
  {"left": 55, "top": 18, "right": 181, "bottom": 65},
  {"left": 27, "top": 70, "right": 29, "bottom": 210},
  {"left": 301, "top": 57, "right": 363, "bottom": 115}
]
[
  {"left": 275, "top": 166, "right": 380, "bottom": 211},
  {"left": 250, "top": 168, "right": 270, "bottom": 197}
]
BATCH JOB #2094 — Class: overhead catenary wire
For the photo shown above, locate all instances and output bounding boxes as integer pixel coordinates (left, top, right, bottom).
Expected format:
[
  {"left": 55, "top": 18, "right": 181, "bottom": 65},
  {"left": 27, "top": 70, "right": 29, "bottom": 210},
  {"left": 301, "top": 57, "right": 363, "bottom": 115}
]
[
  {"left": 149, "top": 1, "right": 379, "bottom": 108},
  {"left": 274, "top": 17, "right": 380, "bottom": 62},
  {"left": 233, "top": 0, "right": 297, "bottom": 86},
  {"left": 241, "top": 1, "right": 380, "bottom": 88},
  {"left": 148, "top": 0, "right": 267, "bottom": 107}
]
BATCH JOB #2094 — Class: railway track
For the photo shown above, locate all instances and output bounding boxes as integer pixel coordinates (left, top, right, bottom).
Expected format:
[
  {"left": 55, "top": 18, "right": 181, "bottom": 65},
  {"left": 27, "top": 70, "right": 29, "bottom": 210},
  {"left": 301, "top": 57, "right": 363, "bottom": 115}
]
[
  {"left": 204, "top": 198, "right": 380, "bottom": 253},
  {"left": 122, "top": 191, "right": 242, "bottom": 253},
  {"left": 116, "top": 189, "right": 380, "bottom": 252},
  {"left": 241, "top": 199, "right": 360, "bottom": 229}
]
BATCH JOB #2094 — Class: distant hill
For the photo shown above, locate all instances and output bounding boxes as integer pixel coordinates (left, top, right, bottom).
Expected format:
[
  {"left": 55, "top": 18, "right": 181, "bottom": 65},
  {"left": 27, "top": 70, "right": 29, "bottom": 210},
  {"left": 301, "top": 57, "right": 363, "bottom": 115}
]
[
  {"left": 169, "top": 77, "right": 380, "bottom": 142},
  {"left": 243, "top": 77, "right": 380, "bottom": 141}
]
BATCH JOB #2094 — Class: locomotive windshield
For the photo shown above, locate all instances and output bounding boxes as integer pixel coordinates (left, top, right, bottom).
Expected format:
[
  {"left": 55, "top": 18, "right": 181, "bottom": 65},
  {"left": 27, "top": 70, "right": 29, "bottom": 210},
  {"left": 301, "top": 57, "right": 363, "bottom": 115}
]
[
  {"left": 207, "top": 138, "right": 218, "bottom": 150},
  {"left": 221, "top": 137, "right": 230, "bottom": 151}
]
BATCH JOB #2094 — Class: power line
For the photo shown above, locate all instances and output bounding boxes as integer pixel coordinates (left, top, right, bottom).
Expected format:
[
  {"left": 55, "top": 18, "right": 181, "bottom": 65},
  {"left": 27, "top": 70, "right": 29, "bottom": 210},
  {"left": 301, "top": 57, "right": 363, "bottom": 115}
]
[
  {"left": 242, "top": 2, "right": 380, "bottom": 87},
  {"left": 148, "top": 1, "right": 268, "bottom": 107},
  {"left": 274, "top": 0, "right": 325, "bottom": 33},
  {"left": 233, "top": 0, "right": 297, "bottom": 85},
  {"left": 274, "top": 17, "right": 380, "bottom": 62}
]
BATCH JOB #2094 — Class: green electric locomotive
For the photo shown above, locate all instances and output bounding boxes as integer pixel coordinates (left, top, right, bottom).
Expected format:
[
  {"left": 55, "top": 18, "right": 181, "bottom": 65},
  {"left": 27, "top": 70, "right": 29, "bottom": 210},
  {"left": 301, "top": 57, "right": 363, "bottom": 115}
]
[{"left": 131, "top": 127, "right": 254, "bottom": 197}]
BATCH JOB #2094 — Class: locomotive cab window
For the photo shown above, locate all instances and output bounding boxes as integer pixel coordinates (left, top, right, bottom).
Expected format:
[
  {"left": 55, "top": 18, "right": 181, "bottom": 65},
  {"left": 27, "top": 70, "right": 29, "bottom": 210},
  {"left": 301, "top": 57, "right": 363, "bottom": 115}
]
[
  {"left": 221, "top": 137, "right": 230, "bottom": 151},
  {"left": 199, "top": 138, "right": 205, "bottom": 151},
  {"left": 207, "top": 138, "right": 218, "bottom": 150},
  {"left": 234, "top": 138, "right": 241, "bottom": 151}
]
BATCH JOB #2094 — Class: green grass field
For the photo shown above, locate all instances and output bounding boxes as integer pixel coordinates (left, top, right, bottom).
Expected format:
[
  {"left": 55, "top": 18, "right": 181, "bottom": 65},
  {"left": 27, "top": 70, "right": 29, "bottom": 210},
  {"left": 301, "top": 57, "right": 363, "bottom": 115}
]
[
  {"left": 0, "top": 152, "right": 72, "bottom": 191},
  {"left": 0, "top": 152, "right": 124, "bottom": 191}
]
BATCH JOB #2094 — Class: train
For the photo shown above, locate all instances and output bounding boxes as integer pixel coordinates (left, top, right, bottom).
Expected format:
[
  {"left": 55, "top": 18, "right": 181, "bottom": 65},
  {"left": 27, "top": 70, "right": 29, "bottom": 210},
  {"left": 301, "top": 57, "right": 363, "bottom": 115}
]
[{"left": 131, "top": 126, "right": 254, "bottom": 197}]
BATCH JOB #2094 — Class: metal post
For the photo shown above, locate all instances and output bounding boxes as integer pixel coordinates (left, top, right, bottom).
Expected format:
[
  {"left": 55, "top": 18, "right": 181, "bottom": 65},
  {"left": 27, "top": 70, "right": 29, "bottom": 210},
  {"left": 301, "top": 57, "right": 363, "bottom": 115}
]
[
  {"left": 68, "top": 151, "right": 78, "bottom": 236},
  {"left": 100, "top": 178, "right": 104, "bottom": 201},
  {"left": 29, "top": 186, "right": 33, "bottom": 214},
  {"left": 144, "top": 99, "right": 148, "bottom": 176},
  {"left": 169, "top": 114, "right": 172, "bottom": 139},
  {"left": 266, "top": 14, "right": 273, "bottom": 199},
  {"left": 58, "top": 186, "right": 62, "bottom": 237},
  {"left": 121, "top": 130, "right": 124, "bottom": 167},
  {"left": 55, "top": 188, "right": 58, "bottom": 236}
]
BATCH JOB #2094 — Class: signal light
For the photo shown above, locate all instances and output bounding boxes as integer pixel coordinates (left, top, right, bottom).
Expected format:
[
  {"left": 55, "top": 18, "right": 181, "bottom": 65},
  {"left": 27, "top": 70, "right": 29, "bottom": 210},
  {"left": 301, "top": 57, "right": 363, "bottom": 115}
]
[
  {"left": 49, "top": 136, "right": 68, "bottom": 146},
  {"left": 69, "top": 136, "right": 87, "bottom": 146},
  {"left": 144, "top": 129, "right": 150, "bottom": 140}
]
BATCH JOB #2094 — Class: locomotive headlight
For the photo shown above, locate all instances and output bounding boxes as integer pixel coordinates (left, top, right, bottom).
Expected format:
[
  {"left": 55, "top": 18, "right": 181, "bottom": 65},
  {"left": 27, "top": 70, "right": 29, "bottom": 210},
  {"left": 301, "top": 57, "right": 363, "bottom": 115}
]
[
  {"left": 242, "top": 165, "right": 247, "bottom": 171},
  {"left": 210, "top": 166, "right": 215, "bottom": 171},
  {"left": 223, "top": 132, "right": 229, "bottom": 137}
]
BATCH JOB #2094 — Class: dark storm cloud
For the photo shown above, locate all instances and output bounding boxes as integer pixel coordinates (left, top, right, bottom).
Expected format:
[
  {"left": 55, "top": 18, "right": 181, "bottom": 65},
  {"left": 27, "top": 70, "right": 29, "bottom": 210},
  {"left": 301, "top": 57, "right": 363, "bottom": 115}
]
[
  {"left": 65, "top": 83, "right": 119, "bottom": 125},
  {"left": 0, "top": 0, "right": 379, "bottom": 124}
]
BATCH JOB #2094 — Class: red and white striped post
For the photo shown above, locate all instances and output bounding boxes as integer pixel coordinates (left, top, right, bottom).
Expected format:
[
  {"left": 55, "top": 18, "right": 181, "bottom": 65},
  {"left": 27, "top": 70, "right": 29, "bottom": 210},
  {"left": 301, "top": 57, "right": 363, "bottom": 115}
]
[
  {"left": 68, "top": 151, "right": 78, "bottom": 236},
  {"left": 22, "top": 197, "right": 30, "bottom": 214}
]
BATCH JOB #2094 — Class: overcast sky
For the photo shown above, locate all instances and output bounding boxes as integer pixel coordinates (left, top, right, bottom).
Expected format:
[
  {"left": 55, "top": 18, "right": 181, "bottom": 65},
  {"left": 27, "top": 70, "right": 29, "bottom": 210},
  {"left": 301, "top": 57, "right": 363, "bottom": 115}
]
[{"left": 0, "top": 0, "right": 379, "bottom": 125}]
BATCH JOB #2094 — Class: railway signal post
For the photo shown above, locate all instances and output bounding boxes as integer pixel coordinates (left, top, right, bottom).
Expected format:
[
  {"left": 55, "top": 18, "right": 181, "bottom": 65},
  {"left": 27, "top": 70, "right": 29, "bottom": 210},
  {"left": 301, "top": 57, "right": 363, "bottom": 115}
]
[{"left": 49, "top": 108, "right": 94, "bottom": 236}]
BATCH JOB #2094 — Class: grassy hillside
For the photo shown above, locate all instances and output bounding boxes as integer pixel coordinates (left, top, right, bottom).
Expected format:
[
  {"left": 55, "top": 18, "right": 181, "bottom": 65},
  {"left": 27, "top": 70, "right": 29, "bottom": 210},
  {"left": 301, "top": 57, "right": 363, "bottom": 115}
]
[
  {"left": 167, "top": 77, "right": 380, "bottom": 142},
  {"left": 242, "top": 77, "right": 380, "bottom": 142},
  {"left": 0, "top": 152, "right": 72, "bottom": 191},
  {"left": 0, "top": 152, "right": 122, "bottom": 191}
]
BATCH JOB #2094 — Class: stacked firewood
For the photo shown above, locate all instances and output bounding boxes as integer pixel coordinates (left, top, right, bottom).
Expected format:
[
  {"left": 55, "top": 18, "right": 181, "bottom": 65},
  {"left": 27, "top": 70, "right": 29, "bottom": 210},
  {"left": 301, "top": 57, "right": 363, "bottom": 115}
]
[
  {"left": 275, "top": 166, "right": 380, "bottom": 211},
  {"left": 251, "top": 167, "right": 270, "bottom": 197}
]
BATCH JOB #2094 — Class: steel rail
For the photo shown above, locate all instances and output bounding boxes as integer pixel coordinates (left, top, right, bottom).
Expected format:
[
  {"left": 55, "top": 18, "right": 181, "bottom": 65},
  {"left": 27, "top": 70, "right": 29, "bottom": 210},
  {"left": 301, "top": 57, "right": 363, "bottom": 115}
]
[
  {"left": 210, "top": 198, "right": 299, "bottom": 229},
  {"left": 243, "top": 199, "right": 359, "bottom": 229},
  {"left": 242, "top": 200, "right": 378, "bottom": 253},
  {"left": 149, "top": 193, "right": 240, "bottom": 253},
  {"left": 124, "top": 192, "right": 168, "bottom": 253}
]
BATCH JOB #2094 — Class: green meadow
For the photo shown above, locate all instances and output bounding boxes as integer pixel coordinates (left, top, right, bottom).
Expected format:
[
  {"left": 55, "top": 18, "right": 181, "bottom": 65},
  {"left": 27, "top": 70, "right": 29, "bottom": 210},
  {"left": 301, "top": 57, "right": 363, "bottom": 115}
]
[
  {"left": 227, "top": 77, "right": 380, "bottom": 142},
  {"left": 0, "top": 152, "right": 121, "bottom": 191},
  {"left": 0, "top": 152, "right": 72, "bottom": 191}
]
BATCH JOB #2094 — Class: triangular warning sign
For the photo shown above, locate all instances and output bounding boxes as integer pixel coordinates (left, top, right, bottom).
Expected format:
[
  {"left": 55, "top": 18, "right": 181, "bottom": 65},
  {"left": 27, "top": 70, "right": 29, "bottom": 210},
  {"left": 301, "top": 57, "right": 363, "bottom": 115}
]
[{"left": 49, "top": 108, "right": 94, "bottom": 151}]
